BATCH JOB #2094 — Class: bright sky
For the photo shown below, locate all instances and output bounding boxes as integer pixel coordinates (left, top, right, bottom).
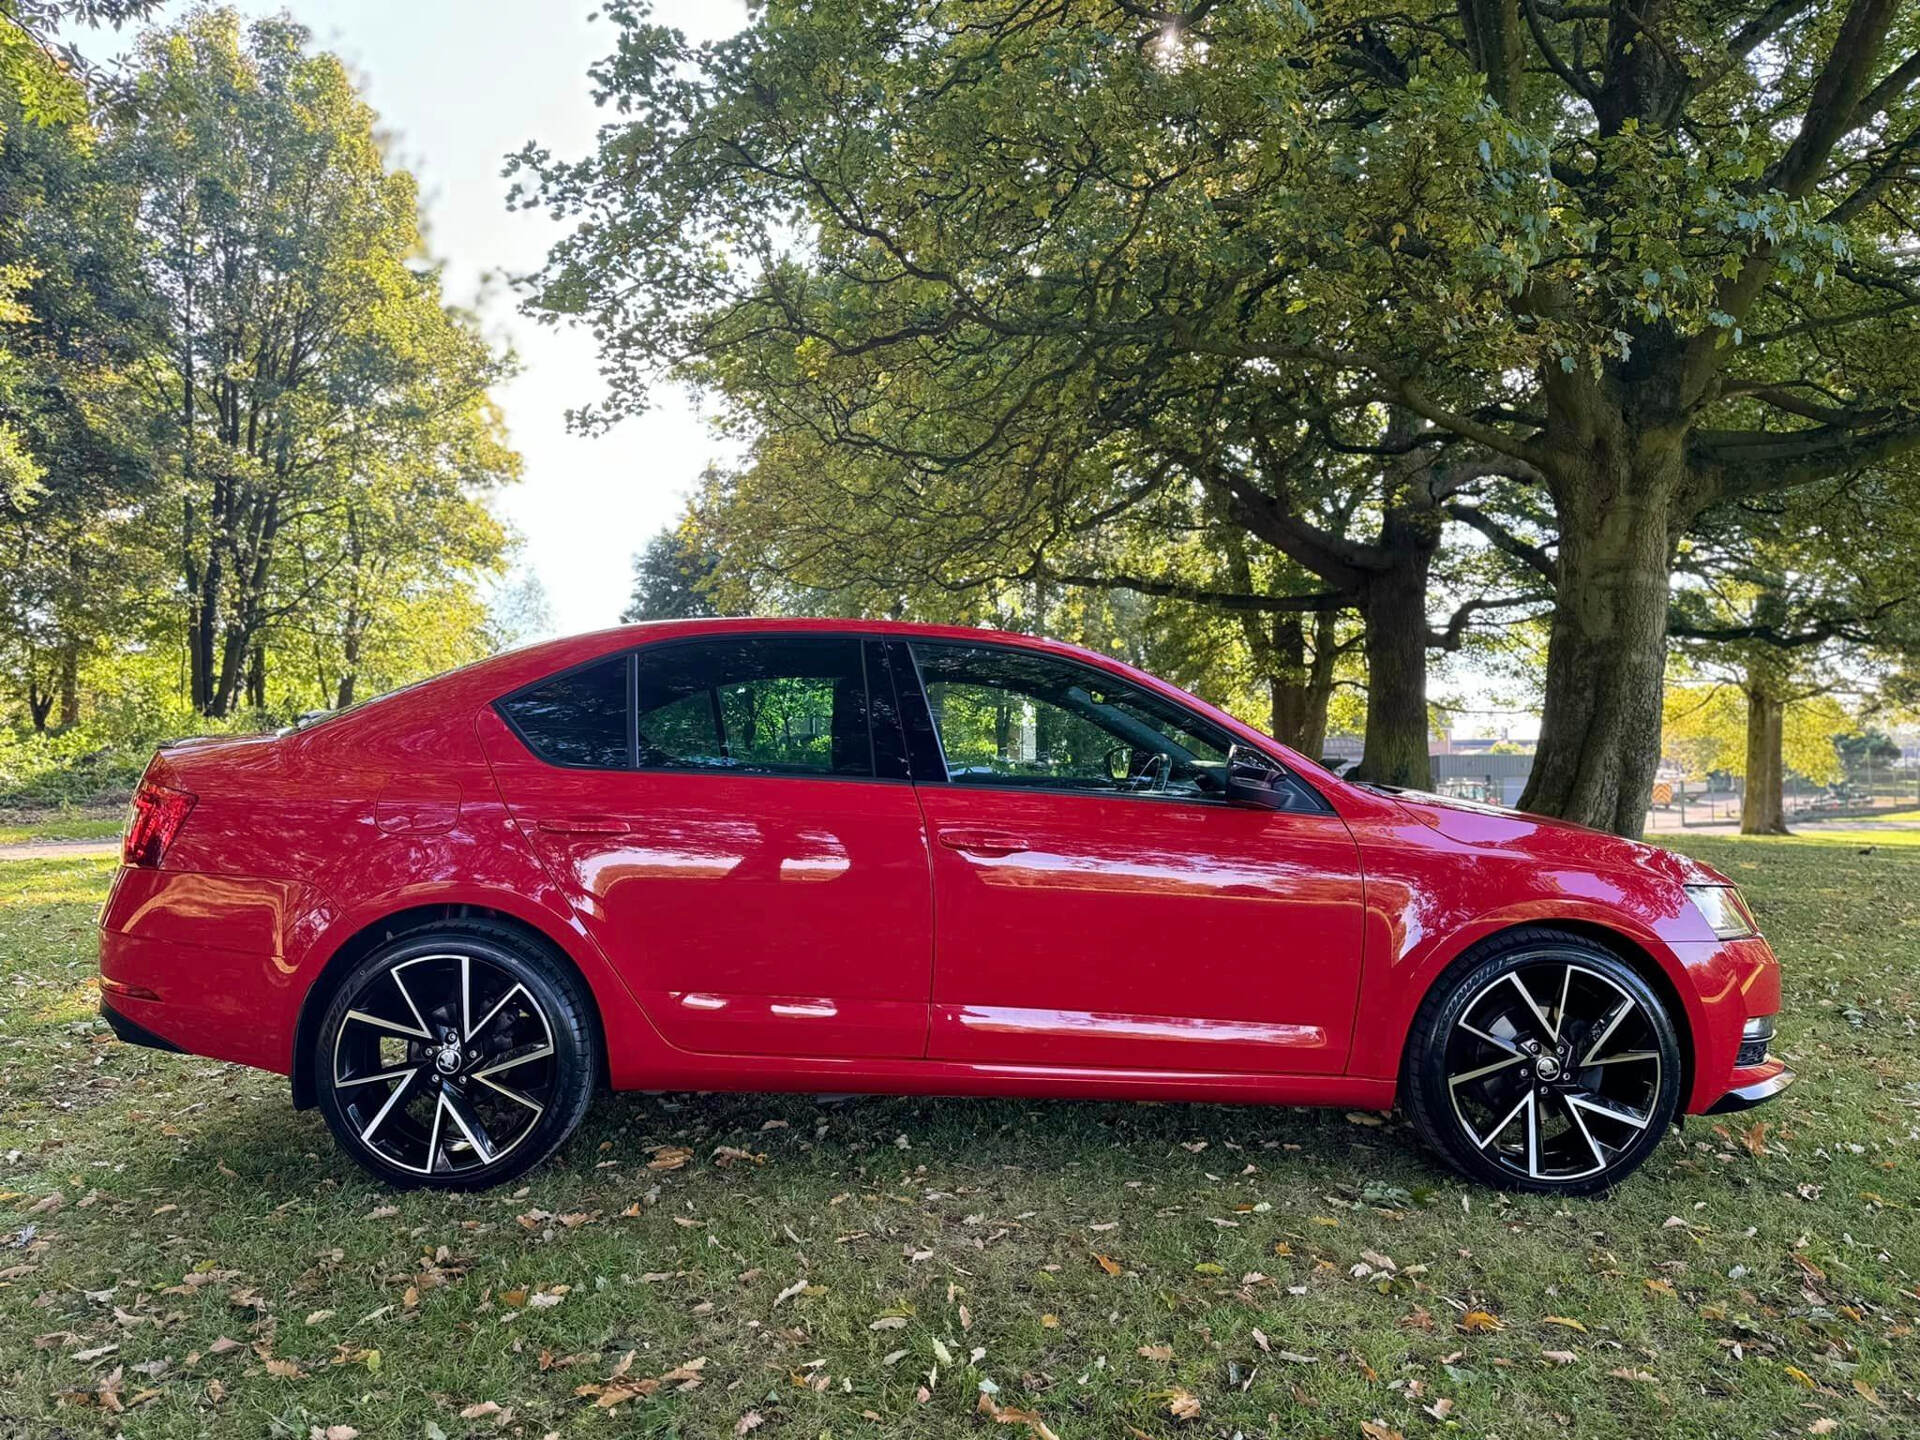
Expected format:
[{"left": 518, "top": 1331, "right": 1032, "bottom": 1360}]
[{"left": 99, "top": 1, "right": 752, "bottom": 637}]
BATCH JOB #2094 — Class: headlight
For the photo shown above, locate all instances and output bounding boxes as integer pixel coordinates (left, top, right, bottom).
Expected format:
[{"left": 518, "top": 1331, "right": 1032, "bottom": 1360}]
[{"left": 1686, "top": 884, "right": 1758, "bottom": 940}]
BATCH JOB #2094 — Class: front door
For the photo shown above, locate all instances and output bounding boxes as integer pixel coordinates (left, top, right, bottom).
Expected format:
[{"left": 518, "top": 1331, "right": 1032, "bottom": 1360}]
[
  {"left": 480, "top": 634, "right": 933, "bottom": 1059},
  {"left": 904, "top": 640, "right": 1365, "bottom": 1074}
]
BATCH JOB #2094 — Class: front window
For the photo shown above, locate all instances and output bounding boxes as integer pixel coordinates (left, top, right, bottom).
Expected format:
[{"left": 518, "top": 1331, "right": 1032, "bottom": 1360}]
[{"left": 909, "top": 641, "right": 1232, "bottom": 800}]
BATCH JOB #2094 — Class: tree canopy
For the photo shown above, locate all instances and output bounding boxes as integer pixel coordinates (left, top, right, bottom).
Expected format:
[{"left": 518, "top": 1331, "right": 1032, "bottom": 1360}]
[
  {"left": 517, "top": 0, "right": 1920, "bottom": 835},
  {"left": 0, "top": 6, "right": 520, "bottom": 749}
]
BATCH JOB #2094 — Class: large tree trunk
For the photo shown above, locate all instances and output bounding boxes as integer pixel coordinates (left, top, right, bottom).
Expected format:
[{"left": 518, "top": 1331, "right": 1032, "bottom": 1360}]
[
  {"left": 1350, "top": 558, "right": 1432, "bottom": 788},
  {"left": 1741, "top": 682, "right": 1789, "bottom": 835},
  {"left": 1518, "top": 459, "right": 1676, "bottom": 837},
  {"left": 1344, "top": 514, "right": 1436, "bottom": 791},
  {"left": 1265, "top": 611, "right": 1335, "bottom": 759}
]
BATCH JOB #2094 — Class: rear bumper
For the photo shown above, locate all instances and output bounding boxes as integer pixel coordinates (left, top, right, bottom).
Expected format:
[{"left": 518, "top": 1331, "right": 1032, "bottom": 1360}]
[
  {"left": 99, "top": 998, "right": 185, "bottom": 1054},
  {"left": 98, "top": 919, "right": 296, "bottom": 1074},
  {"left": 1705, "top": 1058, "right": 1795, "bottom": 1113}
]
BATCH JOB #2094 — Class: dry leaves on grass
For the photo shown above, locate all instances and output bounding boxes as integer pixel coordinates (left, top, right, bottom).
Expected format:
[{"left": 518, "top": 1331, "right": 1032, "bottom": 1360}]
[
  {"left": 647, "top": 1146, "right": 694, "bottom": 1171},
  {"left": 575, "top": 1354, "right": 708, "bottom": 1409},
  {"left": 1360, "top": 1422, "right": 1406, "bottom": 1440},
  {"left": 1165, "top": 1388, "right": 1202, "bottom": 1420},
  {"left": 978, "top": 1390, "right": 1062, "bottom": 1439},
  {"left": 1092, "top": 1252, "right": 1123, "bottom": 1276},
  {"left": 1457, "top": 1310, "right": 1504, "bottom": 1334}
]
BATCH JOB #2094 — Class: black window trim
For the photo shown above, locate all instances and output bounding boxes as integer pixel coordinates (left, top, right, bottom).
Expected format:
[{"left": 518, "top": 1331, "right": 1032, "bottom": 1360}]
[
  {"left": 491, "top": 629, "right": 915, "bottom": 785},
  {"left": 900, "top": 637, "right": 1333, "bottom": 814}
]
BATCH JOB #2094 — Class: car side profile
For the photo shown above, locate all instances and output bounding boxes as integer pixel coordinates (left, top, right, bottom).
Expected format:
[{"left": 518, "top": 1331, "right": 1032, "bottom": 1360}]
[{"left": 98, "top": 619, "right": 1792, "bottom": 1193}]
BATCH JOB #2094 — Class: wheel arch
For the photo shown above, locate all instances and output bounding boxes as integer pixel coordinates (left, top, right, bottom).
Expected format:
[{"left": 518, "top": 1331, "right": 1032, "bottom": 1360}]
[
  {"left": 289, "top": 903, "right": 610, "bottom": 1110},
  {"left": 1398, "top": 917, "right": 1697, "bottom": 1113}
]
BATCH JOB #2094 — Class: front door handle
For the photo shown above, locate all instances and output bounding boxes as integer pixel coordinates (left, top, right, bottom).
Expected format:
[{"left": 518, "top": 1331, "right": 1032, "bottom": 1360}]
[
  {"left": 937, "top": 828, "right": 1029, "bottom": 857},
  {"left": 537, "top": 816, "right": 630, "bottom": 836}
]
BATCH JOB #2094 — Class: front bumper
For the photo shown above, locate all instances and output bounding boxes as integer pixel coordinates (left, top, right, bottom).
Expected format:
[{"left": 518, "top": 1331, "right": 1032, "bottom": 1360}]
[{"left": 1706, "top": 1058, "right": 1795, "bottom": 1113}]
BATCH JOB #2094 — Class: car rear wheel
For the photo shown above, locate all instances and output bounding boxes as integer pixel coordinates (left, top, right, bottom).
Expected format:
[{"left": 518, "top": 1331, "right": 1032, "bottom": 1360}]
[
  {"left": 312, "top": 921, "right": 597, "bottom": 1190},
  {"left": 1402, "top": 928, "right": 1683, "bottom": 1194}
]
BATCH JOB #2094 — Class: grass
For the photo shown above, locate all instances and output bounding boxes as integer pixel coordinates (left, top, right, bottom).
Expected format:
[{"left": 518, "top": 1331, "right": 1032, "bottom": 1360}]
[
  {"left": 0, "top": 838, "right": 1914, "bottom": 1440},
  {"left": 0, "top": 810, "right": 125, "bottom": 847}
]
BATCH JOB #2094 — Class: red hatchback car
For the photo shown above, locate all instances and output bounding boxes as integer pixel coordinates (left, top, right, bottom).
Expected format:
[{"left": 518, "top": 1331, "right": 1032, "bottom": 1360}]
[{"left": 98, "top": 619, "right": 1791, "bottom": 1193}]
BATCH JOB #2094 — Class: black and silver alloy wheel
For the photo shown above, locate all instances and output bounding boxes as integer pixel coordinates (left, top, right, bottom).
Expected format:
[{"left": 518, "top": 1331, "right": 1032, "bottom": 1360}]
[
  {"left": 1404, "top": 928, "right": 1683, "bottom": 1194},
  {"left": 314, "top": 922, "right": 597, "bottom": 1190}
]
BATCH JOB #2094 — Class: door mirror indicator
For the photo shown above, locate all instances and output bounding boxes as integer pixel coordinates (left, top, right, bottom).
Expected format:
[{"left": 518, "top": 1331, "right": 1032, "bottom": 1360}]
[{"left": 1225, "top": 743, "right": 1290, "bottom": 810}]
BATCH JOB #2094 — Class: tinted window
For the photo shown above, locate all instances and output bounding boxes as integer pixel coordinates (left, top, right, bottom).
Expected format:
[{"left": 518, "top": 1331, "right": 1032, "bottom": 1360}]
[
  {"left": 498, "top": 656, "right": 631, "bottom": 769},
  {"left": 910, "top": 642, "right": 1233, "bottom": 800},
  {"left": 635, "top": 637, "right": 874, "bottom": 777}
]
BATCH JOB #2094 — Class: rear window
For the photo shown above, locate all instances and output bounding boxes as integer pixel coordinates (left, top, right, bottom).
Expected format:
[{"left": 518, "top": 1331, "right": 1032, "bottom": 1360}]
[
  {"left": 497, "top": 656, "right": 630, "bottom": 768},
  {"left": 635, "top": 636, "right": 872, "bottom": 776}
]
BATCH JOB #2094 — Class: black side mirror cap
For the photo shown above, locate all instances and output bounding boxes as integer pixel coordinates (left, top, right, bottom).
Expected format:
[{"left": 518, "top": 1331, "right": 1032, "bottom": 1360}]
[{"left": 1225, "top": 743, "right": 1290, "bottom": 809}]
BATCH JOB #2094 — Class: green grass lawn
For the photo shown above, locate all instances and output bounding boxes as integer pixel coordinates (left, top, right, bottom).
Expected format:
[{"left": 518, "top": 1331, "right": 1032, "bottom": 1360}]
[
  {"left": 0, "top": 840, "right": 1914, "bottom": 1439},
  {"left": 0, "top": 813, "right": 124, "bottom": 847}
]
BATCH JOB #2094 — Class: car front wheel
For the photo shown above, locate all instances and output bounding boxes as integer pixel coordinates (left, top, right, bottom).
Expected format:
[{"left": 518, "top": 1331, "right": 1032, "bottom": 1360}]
[
  {"left": 1403, "top": 928, "right": 1683, "bottom": 1194},
  {"left": 312, "top": 921, "right": 597, "bottom": 1190}
]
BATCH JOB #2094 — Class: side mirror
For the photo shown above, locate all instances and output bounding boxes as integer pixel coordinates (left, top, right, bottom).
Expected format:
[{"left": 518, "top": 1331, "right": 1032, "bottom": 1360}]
[{"left": 1225, "top": 743, "right": 1289, "bottom": 809}]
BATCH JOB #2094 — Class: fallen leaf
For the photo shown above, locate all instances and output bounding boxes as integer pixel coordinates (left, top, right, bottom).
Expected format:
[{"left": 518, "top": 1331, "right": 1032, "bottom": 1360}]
[
  {"left": 1166, "top": 1388, "right": 1202, "bottom": 1420},
  {"left": 869, "top": 1316, "right": 908, "bottom": 1331},
  {"left": 1457, "top": 1310, "right": 1504, "bottom": 1334},
  {"left": 459, "top": 1401, "right": 502, "bottom": 1419},
  {"left": 647, "top": 1147, "right": 693, "bottom": 1171},
  {"left": 264, "top": 1359, "right": 304, "bottom": 1379},
  {"left": 977, "top": 1390, "right": 1062, "bottom": 1440},
  {"left": 1138, "top": 1344, "right": 1173, "bottom": 1362},
  {"left": 1542, "top": 1349, "right": 1579, "bottom": 1365},
  {"left": 1093, "top": 1253, "right": 1123, "bottom": 1276},
  {"left": 1542, "top": 1316, "right": 1587, "bottom": 1332},
  {"left": 1360, "top": 1422, "right": 1405, "bottom": 1440}
]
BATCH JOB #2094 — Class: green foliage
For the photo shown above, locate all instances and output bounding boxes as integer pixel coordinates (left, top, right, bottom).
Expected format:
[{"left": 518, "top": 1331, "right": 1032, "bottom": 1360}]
[
  {"left": 1661, "top": 683, "right": 1847, "bottom": 787},
  {"left": 623, "top": 525, "right": 719, "bottom": 622},
  {"left": 515, "top": 0, "right": 1920, "bottom": 833},
  {"left": 0, "top": 5, "right": 521, "bottom": 748}
]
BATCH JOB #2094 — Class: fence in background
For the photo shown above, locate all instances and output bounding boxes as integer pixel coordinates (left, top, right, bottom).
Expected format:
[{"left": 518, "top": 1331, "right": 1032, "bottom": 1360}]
[{"left": 1645, "top": 755, "right": 1920, "bottom": 831}]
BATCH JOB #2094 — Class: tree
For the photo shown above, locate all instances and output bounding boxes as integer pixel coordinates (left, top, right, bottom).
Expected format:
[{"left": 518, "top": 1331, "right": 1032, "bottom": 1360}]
[
  {"left": 1, "top": 2, "right": 160, "bottom": 132},
  {"left": 107, "top": 10, "right": 517, "bottom": 716},
  {"left": 1668, "top": 472, "right": 1920, "bottom": 832},
  {"left": 622, "top": 525, "right": 719, "bottom": 622},
  {"left": 1660, "top": 681, "right": 1845, "bottom": 806},
  {"left": 0, "top": 27, "right": 159, "bottom": 732},
  {"left": 515, "top": 0, "right": 1920, "bottom": 835}
]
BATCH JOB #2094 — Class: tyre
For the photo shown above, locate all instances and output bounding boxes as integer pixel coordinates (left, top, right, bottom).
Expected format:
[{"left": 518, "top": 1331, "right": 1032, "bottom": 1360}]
[
  {"left": 312, "top": 920, "right": 597, "bottom": 1190},
  {"left": 1402, "top": 928, "right": 1682, "bottom": 1194}
]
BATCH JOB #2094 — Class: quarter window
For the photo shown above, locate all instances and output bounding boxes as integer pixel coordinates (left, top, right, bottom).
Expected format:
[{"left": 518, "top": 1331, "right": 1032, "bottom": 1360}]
[
  {"left": 909, "top": 642, "right": 1233, "bottom": 800},
  {"left": 635, "top": 636, "right": 874, "bottom": 777},
  {"left": 497, "top": 656, "right": 631, "bottom": 769}
]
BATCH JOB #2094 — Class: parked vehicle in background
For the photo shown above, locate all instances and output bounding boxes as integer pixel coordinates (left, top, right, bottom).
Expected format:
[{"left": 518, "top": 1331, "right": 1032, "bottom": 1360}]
[{"left": 99, "top": 620, "right": 1791, "bottom": 1193}]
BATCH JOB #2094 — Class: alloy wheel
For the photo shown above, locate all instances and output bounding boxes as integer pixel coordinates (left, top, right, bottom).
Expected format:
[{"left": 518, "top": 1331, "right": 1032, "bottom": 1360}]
[
  {"left": 1443, "top": 958, "right": 1664, "bottom": 1184},
  {"left": 329, "top": 952, "right": 558, "bottom": 1177}
]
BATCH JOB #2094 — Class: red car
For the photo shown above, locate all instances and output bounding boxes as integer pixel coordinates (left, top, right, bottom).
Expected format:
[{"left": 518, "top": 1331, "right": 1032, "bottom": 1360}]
[{"left": 98, "top": 619, "right": 1791, "bottom": 1193}]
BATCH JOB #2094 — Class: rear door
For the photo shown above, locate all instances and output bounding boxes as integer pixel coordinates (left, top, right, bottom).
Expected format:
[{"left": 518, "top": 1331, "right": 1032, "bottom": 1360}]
[
  {"left": 480, "top": 634, "right": 934, "bottom": 1059},
  {"left": 901, "top": 639, "right": 1366, "bottom": 1074}
]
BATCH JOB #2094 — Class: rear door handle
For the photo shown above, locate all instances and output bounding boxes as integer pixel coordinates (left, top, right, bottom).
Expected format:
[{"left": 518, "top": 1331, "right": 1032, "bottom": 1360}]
[
  {"left": 537, "top": 816, "right": 630, "bottom": 836},
  {"left": 937, "top": 828, "right": 1029, "bottom": 857}
]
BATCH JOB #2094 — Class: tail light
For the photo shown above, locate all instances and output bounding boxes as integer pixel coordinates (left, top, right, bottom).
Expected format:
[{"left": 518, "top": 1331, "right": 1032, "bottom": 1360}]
[{"left": 123, "top": 781, "right": 196, "bottom": 867}]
